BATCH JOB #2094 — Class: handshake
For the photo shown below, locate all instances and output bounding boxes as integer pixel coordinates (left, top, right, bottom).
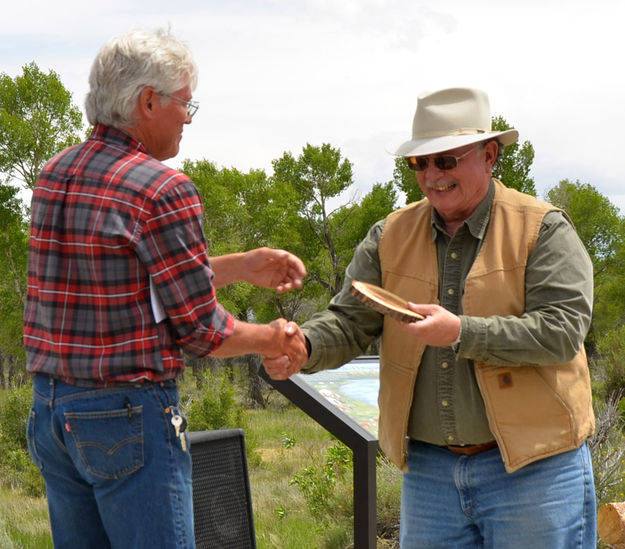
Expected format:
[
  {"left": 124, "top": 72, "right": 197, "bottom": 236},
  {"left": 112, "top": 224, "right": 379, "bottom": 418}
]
[{"left": 261, "top": 320, "right": 308, "bottom": 380}]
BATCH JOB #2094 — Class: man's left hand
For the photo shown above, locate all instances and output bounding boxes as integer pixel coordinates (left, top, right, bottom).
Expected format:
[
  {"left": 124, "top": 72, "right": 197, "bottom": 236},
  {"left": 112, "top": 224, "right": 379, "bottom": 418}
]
[
  {"left": 397, "top": 303, "right": 461, "bottom": 347},
  {"left": 243, "top": 248, "right": 307, "bottom": 293}
]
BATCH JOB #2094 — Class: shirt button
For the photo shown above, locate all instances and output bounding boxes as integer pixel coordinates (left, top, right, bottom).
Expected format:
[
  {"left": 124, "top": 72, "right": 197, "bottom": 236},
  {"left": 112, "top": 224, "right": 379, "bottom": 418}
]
[
  {"left": 447, "top": 435, "right": 455, "bottom": 442},
  {"left": 441, "top": 362, "right": 449, "bottom": 369},
  {"left": 450, "top": 252, "right": 458, "bottom": 259},
  {"left": 441, "top": 400, "right": 449, "bottom": 407},
  {"left": 447, "top": 288, "right": 455, "bottom": 296}
]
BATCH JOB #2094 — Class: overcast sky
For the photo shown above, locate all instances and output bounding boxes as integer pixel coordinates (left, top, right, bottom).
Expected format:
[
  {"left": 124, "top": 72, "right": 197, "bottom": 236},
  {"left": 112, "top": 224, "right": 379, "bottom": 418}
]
[{"left": 2, "top": 0, "right": 624, "bottom": 210}]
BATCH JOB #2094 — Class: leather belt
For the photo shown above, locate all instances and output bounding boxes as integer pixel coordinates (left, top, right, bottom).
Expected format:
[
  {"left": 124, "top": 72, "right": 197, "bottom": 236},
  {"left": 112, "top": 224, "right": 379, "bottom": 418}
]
[{"left": 445, "top": 441, "right": 497, "bottom": 456}]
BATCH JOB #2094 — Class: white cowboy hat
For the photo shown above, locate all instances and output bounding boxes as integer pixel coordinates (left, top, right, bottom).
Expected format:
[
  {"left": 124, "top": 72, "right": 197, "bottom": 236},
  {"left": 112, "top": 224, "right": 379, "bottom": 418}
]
[{"left": 390, "top": 88, "right": 518, "bottom": 157}]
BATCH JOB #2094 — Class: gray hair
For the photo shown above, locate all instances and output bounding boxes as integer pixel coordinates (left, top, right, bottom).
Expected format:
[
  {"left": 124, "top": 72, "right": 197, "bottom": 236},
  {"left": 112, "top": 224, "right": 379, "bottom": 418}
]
[{"left": 85, "top": 28, "right": 198, "bottom": 127}]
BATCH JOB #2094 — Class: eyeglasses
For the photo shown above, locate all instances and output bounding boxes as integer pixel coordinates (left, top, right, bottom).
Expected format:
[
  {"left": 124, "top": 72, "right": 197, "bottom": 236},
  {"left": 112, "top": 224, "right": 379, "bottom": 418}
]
[
  {"left": 160, "top": 93, "right": 199, "bottom": 119},
  {"left": 405, "top": 145, "right": 478, "bottom": 172}
]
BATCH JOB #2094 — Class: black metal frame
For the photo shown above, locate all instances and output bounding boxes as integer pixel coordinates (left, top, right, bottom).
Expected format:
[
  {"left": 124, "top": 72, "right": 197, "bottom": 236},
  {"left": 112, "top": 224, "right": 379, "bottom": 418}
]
[{"left": 259, "top": 359, "right": 379, "bottom": 549}]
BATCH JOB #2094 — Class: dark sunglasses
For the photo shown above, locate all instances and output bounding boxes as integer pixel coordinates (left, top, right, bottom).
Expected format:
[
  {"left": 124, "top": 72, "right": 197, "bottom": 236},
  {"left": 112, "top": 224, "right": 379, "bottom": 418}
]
[{"left": 405, "top": 145, "right": 478, "bottom": 172}]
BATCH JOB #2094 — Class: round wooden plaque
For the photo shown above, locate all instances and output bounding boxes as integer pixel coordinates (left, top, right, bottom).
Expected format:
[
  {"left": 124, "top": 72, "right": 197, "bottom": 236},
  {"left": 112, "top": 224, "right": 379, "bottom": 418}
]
[{"left": 350, "top": 280, "right": 424, "bottom": 323}]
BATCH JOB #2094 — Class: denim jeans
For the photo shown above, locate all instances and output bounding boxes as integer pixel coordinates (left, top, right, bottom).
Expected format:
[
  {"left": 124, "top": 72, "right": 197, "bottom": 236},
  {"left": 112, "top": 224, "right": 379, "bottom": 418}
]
[
  {"left": 27, "top": 374, "right": 193, "bottom": 549},
  {"left": 400, "top": 440, "right": 596, "bottom": 549}
]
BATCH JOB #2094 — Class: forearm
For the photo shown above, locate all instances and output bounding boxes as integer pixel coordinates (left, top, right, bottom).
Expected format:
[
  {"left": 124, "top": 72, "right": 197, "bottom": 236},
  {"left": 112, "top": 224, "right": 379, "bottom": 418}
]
[
  {"left": 209, "top": 320, "right": 275, "bottom": 357},
  {"left": 303, "top": 304, "right": 382, "bottom": 372},
  {"left": 209, "top": 253, "right": 247, "bottom": 288},
  {"left": 457, "top": 306, "right": 591, "bottom": 366},
  {"left": 210, "top": 248, "right": 306, "bottom": 292}
]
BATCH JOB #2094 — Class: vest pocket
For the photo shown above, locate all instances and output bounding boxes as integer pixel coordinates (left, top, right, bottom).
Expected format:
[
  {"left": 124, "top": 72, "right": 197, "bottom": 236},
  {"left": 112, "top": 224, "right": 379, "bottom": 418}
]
[{"left": 477, "top": 365, "right": 574, "bottom": 469}]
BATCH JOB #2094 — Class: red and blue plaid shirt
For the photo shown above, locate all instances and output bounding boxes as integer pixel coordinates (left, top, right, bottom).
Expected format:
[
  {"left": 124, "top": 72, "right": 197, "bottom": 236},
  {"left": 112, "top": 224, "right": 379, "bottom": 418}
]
[{"left": 24, "top": 124, "right": 235, "bottom": 386}]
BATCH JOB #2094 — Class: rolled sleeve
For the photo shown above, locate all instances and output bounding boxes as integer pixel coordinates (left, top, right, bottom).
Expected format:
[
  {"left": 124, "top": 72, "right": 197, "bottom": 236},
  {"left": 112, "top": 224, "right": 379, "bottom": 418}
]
[{"left": 137, "top": 178, "right": 235, "bottom": 357}]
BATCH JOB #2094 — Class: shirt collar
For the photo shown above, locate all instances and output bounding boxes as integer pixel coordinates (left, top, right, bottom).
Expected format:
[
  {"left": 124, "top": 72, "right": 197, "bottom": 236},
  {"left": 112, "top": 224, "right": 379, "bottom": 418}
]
[
  {"left": 90, "top": 124, "right": 149, "bottom": 155},
  {"left": 430, "top": 179, "right": 495, "bottom": 240}
]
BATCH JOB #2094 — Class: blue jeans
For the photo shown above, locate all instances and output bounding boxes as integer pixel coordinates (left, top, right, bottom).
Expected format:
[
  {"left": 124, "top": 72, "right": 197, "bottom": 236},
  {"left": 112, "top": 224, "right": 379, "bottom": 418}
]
[
  {"left": 26, "top": 374, "right": 193, "bottom": 549},
  {"left": 400, "top": 440, "right": 596, "bottom": 549}
]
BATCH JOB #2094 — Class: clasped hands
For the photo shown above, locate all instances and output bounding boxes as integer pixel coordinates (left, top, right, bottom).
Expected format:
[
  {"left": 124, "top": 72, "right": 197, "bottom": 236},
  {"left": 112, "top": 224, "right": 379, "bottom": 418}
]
[{"left": 262, "top": 320, "right": 308, "bottom": 380}]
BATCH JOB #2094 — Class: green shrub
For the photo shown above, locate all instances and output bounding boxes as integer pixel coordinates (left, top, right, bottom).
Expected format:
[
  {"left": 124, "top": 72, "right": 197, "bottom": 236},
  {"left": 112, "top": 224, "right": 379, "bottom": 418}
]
[
  {"left": 185, "top": 368, "right": 245, "bottom": 431},
  {"left": 0, "top": 383, "right": 46, "bottom": 496},
  {"left": 591, "top": 325, "right": 625, "bottom": 402},
  {"left": 289, "top": 439, "right": 353, "bottom": 528},
  {"left": 0, "top": 384, "right": 32, "bottom": 451},
  {"left": 184, "top": 367, "right": 261, "bottom": 467}
]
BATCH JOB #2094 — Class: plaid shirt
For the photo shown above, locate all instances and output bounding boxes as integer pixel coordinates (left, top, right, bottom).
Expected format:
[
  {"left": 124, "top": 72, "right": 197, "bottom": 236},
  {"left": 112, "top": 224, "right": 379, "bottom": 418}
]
[{"left": 24, "top": 124, "right": 235, "bottom": 386}]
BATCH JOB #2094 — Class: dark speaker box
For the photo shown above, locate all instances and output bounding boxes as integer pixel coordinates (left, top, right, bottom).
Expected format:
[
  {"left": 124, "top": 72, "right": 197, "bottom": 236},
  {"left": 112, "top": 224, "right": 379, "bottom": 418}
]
[{"left": 189, "top": 429, "right": 256, "bottom": 549}]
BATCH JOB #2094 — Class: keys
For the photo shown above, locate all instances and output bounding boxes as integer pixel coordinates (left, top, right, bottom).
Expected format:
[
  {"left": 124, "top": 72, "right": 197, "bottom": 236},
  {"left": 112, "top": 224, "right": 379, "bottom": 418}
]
[
  {"left": 171, "top": 414, "right": 183, "bottom": 437},
  {"left": 170, "top": 408, "right": 188, "bottom": 452}
]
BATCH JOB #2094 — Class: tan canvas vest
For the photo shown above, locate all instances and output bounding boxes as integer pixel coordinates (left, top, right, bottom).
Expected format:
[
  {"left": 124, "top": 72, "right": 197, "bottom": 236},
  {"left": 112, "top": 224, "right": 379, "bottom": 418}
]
[{"left": 377, "top": 180, "right": 594, "bottom": 472}]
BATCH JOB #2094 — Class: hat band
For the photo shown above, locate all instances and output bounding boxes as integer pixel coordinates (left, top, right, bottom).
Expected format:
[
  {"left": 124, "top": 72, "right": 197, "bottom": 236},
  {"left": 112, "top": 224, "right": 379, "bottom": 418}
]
[{"left": 413, "top": 127, "right": 488, "bottom": 138}]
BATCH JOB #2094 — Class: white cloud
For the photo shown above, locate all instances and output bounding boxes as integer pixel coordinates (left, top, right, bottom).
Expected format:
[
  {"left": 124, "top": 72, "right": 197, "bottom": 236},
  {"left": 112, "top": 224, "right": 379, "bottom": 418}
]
[{"left": 2, "top": 0, "right": 624, "bottom": 209}]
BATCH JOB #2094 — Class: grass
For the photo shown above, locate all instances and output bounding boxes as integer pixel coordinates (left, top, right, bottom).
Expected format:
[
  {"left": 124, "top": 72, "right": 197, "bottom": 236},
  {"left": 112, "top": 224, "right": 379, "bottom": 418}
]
[
  {"left": 0, "top": 488, "right": 52, "bottom": 549},
  {"left": 246, "top": 401, "right": 401, "bottom": 548},
  {"left": 247, "top": 405, "right": 353, "bottom": 549}
]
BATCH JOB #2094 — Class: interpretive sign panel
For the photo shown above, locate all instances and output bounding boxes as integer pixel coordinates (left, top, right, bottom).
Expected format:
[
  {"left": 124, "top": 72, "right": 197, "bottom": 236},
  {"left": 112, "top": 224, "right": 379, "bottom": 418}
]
[{"left": 294, "top": 356, "right": 380, "bottom": 437}]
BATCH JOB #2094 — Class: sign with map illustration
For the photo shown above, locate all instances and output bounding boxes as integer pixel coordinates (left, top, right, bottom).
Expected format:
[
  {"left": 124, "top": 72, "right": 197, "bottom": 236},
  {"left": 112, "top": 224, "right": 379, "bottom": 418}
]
[{"left": 295, "top": 356, "right": 380, "bottom": 437}]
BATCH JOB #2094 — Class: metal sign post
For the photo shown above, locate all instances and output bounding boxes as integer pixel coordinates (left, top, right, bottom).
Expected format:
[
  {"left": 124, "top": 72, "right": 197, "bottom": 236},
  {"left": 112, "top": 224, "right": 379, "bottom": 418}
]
[{"left": 259, "top": 363, "right": 379, "bottom": 549}]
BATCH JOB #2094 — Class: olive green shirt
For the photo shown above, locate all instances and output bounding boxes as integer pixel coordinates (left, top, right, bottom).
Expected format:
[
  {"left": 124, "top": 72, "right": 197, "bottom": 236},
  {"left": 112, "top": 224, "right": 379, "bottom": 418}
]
[{"left": 302, "top": 180, "right": 594, "bottom": 444}]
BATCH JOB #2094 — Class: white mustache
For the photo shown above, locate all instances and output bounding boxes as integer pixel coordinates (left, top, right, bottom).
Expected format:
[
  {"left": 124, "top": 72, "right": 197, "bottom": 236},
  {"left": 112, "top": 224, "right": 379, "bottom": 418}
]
[{"left": 425, "top": 179, "right": 456, "bottom": 190}]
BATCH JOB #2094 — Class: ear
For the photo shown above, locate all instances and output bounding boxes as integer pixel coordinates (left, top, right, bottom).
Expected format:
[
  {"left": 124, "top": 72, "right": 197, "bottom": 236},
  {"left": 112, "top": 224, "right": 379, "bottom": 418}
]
[
  {"left": 483, "top": 140, "right": 499, "bottom": 173},
  {"left": 137, "top": 86, "right": 158, "bottom": 119}
]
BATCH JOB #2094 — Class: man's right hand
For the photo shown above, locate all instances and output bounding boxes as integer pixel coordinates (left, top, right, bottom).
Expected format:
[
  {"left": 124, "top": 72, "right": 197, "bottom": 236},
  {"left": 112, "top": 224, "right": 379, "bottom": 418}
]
[{"left": 262, "top": 321, "right": 308, "bottom": 380}]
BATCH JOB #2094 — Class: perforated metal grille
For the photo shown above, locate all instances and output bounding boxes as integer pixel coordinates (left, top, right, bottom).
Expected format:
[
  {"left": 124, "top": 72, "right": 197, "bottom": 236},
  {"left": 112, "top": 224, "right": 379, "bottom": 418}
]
[{"left": 190, "top": 430, "right": 256, "bottom": 549}]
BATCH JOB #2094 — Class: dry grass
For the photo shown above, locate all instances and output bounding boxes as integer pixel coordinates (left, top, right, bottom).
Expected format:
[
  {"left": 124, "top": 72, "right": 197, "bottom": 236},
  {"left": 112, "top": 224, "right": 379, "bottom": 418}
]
[{"left": 0, "top": 488, "right": 53, "bottom": 548}]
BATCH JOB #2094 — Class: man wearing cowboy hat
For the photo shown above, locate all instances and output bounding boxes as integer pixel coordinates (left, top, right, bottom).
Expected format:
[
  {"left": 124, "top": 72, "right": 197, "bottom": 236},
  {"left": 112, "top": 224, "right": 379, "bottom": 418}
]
[{"left": 264, "top": 87, "right": 596, "bottom": 547}]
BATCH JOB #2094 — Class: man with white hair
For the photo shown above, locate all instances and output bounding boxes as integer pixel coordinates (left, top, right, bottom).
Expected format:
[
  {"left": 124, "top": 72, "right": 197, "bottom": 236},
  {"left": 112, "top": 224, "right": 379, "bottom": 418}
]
[
  {"left": 266, "top": 87, "right": 596, "bottom": 548},
  {"left": 24, "top": 28, "right": 306, "bottom": 548}
]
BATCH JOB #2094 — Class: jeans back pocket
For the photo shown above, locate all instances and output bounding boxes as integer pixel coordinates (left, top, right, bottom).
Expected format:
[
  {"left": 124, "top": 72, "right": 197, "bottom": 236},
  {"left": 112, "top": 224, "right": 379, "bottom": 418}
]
[{"left": 64, "top": 405, "right": 144, "bottom": 479}]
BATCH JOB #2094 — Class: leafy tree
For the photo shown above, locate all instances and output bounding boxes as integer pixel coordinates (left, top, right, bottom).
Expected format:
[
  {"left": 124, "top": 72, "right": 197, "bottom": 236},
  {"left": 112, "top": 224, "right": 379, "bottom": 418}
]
[
  {"left": 0, "top": 62, "right": 83, "bottom": 190},
  {"left": 271, "top": 143, "right": 355, "bottom": 297},
  {"left": 546, "top": 179, "right": 625, "bottom": 344},
  {"left": 182, "top": 160, "right": 308, "bottom": 402},
  {"left": 547, "top": 179, "right": 624, "bottom": 267},
  {"left": 182, "top": 159, "right": 304, "bottom": 319},
  {"left": 491, "top": 116, "right": 536, "bottom": 196},
  {"left": 391, "top": 156, "right": 424, "bottom": 205},
  {"left": 331, "top": 182, "right": 397, "bottom": 258},
  {"left": 184, "top": 147, "right": 397, "bottom": 326},
  {"left": 0, "top": 182, "right": 29, "bottom": 383}
]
